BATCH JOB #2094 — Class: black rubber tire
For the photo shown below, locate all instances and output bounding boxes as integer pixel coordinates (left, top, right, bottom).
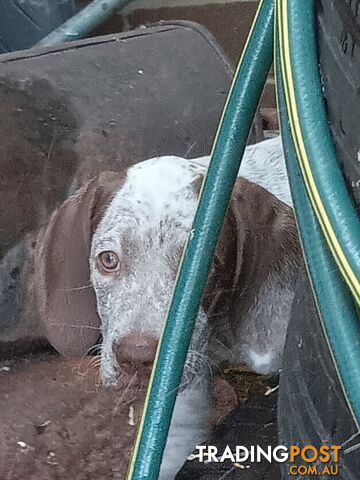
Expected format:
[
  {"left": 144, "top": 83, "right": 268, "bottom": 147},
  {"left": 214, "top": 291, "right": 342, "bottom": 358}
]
[
  {"left": 316, "top": 0, "right": 360, "bottom": 209},
  {"left": 278, "top": 273, "right": 360, "bottom": 479},
  {"left": 0, "top": 0, "right": 75, "bottom": 53},
  {"left": 176, "top": 379, "right": 279, "bottom": 480}
]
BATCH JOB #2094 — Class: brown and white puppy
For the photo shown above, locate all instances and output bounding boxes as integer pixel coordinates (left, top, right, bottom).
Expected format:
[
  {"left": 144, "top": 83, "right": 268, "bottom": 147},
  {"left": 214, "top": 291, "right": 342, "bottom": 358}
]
[{"left": 4, "top": 136, "right": 302, "bottom": 478}]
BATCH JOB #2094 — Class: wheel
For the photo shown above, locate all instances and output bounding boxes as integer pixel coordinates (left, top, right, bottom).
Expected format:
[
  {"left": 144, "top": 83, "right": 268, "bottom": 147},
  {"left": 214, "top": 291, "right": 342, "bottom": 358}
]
[{"left": 279, "top": 272, "right": 359, "bottom": 478}]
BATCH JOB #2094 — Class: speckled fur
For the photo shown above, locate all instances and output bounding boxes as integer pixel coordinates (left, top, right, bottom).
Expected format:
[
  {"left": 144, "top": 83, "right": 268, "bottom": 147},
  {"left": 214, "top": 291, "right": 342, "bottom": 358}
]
[{"left": 89, "top": 136, "right": 300, "bottom": 479}]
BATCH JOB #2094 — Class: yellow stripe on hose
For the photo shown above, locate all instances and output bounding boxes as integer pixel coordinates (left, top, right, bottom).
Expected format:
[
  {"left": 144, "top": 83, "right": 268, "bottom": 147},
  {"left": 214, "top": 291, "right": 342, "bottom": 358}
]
[{"left": 278, "top": 0, "right": 360, "bottom": 305}]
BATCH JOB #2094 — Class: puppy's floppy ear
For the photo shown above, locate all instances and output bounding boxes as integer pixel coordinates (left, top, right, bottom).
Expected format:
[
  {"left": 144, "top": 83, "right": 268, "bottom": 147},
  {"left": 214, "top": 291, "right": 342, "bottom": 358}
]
[
  {"left": 36, "top": 172, "right": 124, "bottom": 356},
  {"left": 203, "top": 177, "right": 301, "bottom": 339}
]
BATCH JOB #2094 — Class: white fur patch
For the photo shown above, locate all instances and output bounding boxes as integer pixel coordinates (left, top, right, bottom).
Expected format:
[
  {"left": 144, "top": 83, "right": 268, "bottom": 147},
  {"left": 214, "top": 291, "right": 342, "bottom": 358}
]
[
  {"left": 248, "top": 350, "right": 274, "bottom": 371},
  {"left": 193, "top": 135, "right": 291, "bottom": 206}
]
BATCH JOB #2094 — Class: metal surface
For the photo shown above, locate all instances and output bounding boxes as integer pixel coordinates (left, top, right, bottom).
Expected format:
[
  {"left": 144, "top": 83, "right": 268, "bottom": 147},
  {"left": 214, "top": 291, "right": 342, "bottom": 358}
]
[
  {"left": 127, "top": 1, "right": 275, "bottom": 479},
  {"left": 37, "top": 0, "right": 133, "bottom": 47},
  {"left": 0, "top": 23, "right": 232, "bottom": 259}
]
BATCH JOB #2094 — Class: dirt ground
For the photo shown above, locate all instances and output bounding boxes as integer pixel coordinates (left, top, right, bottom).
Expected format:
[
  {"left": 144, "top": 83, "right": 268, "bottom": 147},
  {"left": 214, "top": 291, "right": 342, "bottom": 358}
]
[
  {"left": 0, "top": 353, "right": 273, "bottom": 480},
  {"left": 0, "top": 354, "right": 150, "bottom": 480}
]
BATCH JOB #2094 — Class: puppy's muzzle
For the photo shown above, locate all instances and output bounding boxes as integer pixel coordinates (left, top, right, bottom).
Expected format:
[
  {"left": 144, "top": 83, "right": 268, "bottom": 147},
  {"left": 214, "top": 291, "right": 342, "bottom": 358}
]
[{"left": 114, "top": 333, "right": 158, "bottom": 365}]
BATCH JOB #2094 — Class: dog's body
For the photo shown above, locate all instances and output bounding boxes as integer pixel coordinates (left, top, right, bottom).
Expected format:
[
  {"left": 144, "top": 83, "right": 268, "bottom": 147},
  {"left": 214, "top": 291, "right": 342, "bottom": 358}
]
[{"left": 0, "top": 136, "right": 303, "bottom": 478}]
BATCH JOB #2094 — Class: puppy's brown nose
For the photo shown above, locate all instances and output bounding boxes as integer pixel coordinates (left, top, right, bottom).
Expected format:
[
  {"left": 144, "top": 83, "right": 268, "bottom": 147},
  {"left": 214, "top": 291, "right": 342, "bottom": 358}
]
[{"left": 114, "top": 333, "right": 158, "bottom": 365}]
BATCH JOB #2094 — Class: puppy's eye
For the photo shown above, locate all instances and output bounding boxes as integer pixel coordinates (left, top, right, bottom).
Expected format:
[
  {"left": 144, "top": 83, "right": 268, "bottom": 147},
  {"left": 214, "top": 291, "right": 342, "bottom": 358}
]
[{"left": 97, "top": 251, "right": 120, "bottom": 273}]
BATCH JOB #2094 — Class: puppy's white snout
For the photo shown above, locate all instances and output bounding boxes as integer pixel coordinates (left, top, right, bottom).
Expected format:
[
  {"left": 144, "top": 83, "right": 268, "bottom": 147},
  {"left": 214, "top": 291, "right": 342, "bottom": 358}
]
[{"left": 114, "top": 333, "right": 158, "bottom": 365}]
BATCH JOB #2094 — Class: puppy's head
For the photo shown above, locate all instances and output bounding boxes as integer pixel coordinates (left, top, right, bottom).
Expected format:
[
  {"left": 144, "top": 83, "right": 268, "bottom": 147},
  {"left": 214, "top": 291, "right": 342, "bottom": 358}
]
[
  {"left": 38, "top": 157, "right": 206, "bottom": 386},
  {"left": 38, "top": 156, "right": 300, "bottom": 387}
]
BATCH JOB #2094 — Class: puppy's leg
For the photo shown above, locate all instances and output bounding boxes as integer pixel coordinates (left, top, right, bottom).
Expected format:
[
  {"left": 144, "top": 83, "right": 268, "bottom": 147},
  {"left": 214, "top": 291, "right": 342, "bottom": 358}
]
[
  {"left": 159, "top": 376, "right": 210, "bottom": 480},
  {"left": 159, "top": 307, "right": 211, "bottom": 479}
]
